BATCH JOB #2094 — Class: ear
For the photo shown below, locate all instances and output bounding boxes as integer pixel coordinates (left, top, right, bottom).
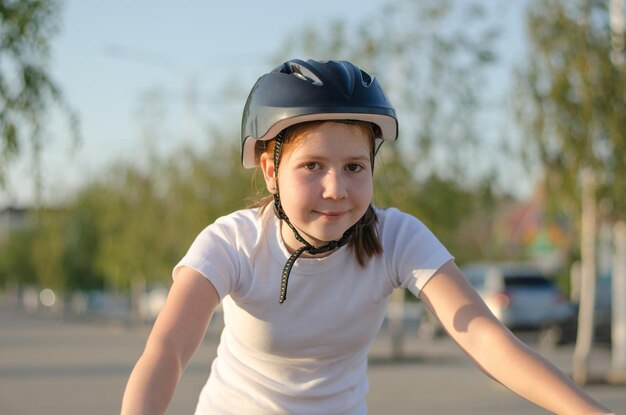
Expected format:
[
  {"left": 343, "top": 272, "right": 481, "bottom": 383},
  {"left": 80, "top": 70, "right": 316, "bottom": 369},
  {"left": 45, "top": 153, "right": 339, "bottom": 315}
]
[{"left": 260, "top": 153, "right": 277, "bottom": 194}]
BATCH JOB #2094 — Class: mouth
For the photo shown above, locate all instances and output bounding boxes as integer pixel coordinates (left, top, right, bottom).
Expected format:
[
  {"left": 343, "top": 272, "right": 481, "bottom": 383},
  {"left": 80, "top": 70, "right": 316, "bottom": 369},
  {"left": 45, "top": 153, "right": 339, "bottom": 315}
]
[{"left": 314, "top": 210, "right": 348, "bottom": 220}]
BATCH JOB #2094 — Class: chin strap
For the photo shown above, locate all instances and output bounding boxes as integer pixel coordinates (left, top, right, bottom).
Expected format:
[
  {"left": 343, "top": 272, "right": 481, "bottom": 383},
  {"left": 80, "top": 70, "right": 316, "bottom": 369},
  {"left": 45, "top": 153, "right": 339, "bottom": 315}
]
[
  {"left": 272, "top": 132, "right": 355, "bottom": 304},
  {"left": 278, "top": 222, "right": 355, "bottom": 304}
]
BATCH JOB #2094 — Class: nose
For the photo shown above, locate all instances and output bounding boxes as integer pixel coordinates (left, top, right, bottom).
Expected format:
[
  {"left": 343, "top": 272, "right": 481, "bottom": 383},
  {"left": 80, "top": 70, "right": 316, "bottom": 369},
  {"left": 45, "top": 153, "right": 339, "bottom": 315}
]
[{"left": 321, "top": 169, "right": 348, "bottom": 200}]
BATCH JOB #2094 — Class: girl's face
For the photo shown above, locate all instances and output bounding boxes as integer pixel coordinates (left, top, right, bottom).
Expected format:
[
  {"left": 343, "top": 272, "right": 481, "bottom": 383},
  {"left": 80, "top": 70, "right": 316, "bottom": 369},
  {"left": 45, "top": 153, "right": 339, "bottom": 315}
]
[{"left": 261, "top": 122, "right": 374, "bottom": 252}]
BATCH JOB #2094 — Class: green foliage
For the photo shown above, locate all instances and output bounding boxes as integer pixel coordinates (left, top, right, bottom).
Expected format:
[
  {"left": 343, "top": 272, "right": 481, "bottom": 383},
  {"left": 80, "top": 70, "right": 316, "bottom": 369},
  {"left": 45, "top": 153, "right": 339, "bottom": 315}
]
[
  {"left": 0, "top": 128, "right": 258, "bottom": 293},
  {"left": 516, "top": 0, "right": 626, "bottom": 221},
  {"left": 61, "top": 192, "right": 105, "bottom": 291},
  {"left": 71, "top": 134, "right": 255, "bottom": 291},
  {"left": 0, "top": 226, "right": 37, "bottom": 287},
  {"left": 0, "top": 0, "right": 79, "bottom": 184},
  {"left": 0, "top": 206, "right": 106, "bottom": 292}
]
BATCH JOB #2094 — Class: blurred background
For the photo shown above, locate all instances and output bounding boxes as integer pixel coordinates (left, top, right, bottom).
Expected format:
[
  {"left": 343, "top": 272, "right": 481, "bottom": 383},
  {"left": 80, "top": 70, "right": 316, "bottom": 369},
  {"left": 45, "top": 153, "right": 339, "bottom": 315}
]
[{"left": 1, "top": 0, "right": 626, "bottom": 398}]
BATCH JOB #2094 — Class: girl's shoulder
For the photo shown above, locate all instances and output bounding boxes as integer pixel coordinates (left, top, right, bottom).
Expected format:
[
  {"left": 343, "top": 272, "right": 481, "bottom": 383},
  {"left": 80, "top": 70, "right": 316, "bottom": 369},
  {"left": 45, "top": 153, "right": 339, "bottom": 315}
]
[
  {"left": 185, "top": 208, "right": 255, "bottom": 241},
  {"left": 214, "top": 207, "right": 262, "bottom": 224},
  {"left": 374, "top": 206, "right": 437, "bottom": 245},
  {"left": 374, "top": 206, "right": 426, "bottom": 228},
  {"left": 198, "top": 207, "right": 280, "bottom": 247},
  {"left": 208, "top": 207, "right": 267, "bottom": 235}
]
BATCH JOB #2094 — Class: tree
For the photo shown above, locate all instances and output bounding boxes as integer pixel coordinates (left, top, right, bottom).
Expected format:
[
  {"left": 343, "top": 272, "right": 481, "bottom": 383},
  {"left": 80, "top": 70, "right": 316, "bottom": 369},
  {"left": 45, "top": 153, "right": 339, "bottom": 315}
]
[
  {"left": 29, "top": 207, "right": 67, "bottom": 291},
  {"left": 79, "top": 129, "right": 254, "bottom": 293},
  {"left": 0, "top": 226, "right": 38, "bottom": 289},
  {"left": 517, "top": 0, "right": 626, "bottom": 219},
  {"left": 516, "top": 0, "right": 626, "bottom": 383},
  {"left": 0, "top": 0, "right": 78, "bottom": 187},
  {"left": 61, "top": 188, "right": 105, "bottom": 292}
]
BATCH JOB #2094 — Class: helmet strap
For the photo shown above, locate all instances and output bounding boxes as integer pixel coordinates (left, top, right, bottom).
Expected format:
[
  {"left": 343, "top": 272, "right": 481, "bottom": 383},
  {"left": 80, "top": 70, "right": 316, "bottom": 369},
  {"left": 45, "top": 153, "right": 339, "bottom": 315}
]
[{"left": 272, "top": 133, "right": 288, "bottom": 220}]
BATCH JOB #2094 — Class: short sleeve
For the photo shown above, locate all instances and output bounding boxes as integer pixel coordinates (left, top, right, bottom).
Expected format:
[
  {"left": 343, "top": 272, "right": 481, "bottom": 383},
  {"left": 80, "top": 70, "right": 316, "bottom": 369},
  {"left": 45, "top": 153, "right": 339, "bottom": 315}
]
[
  {"left": 378, "top": 208, "right": 454, "bottom": 297},
  {"left": 172, "top": 217, "right": 242, "bottom": 300}
]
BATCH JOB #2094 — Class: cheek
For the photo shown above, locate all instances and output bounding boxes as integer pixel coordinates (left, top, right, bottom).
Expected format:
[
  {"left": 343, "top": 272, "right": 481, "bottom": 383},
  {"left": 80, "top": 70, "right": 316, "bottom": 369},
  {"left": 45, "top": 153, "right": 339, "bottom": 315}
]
[
  {"left": 277, "top": 177, "right": 309, "bottom": 210},
  {"left": 355, "top": 172, "right": 374, "bottom": 192},
  {"left": 347, "top": 175, "right": 373, "bottom": 208},
  {"left": 355, "top": 181, "right": 373, "bottom": 205}
]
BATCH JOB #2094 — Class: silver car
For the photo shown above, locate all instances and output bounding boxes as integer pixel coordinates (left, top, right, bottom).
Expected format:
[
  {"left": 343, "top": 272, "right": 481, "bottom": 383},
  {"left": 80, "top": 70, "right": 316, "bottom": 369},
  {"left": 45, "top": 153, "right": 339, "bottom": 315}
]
[{"left": 461, "top": 262, "right": 575, "bottom": 330}]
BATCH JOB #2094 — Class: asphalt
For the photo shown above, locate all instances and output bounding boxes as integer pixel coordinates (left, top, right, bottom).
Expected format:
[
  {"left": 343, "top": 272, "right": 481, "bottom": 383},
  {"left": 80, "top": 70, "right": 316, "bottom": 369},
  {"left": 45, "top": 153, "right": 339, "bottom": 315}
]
[{"left": 1, "top": 306, "right": 625, "bottom": 415}]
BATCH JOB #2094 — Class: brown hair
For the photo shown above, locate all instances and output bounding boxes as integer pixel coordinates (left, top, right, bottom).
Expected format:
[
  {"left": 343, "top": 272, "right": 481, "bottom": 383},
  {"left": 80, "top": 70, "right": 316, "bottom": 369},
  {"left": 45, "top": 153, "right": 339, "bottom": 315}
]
[{"left": 254, "top": 120, "right": 383, "bottom": 266}]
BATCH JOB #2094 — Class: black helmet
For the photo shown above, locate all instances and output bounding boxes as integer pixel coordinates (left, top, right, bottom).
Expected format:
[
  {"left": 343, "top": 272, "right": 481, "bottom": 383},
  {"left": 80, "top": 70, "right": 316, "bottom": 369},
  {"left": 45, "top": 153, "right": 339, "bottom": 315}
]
[{"left": 241, "top": 59, "right": 398, "bottom": 168}]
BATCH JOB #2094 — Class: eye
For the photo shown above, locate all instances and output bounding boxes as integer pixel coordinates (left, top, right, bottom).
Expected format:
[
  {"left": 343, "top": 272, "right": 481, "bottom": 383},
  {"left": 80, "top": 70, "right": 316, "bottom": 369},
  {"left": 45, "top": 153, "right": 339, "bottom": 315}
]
[
  {"left": 303, "top": 162, "right": 321, "bottom": 170},
  {"left": 346, "top": 163, "right": 364, "bottom": 173}
]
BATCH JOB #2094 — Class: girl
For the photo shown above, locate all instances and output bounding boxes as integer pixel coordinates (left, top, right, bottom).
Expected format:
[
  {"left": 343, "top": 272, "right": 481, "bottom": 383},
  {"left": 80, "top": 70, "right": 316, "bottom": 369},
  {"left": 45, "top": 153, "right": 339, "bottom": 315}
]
[{"left": 121, "top": 59, "right": 613, "bottom": 414}]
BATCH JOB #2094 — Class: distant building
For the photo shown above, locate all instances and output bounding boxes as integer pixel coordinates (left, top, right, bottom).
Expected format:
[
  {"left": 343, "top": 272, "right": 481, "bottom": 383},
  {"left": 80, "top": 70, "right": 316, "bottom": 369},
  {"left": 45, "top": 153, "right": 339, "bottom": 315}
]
[
  {"left": 0, "top": 206, "right": 30, "bottom": 242},
  {"left": 494, "top": 180, "right": 573, "bottom": 273}
]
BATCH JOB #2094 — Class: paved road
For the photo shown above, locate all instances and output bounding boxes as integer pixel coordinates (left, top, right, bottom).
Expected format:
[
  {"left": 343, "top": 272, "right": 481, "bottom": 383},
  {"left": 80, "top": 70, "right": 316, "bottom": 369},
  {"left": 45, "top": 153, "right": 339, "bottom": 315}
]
[{"left": 1, "top": 306, "right": 624, "bottom": 415}]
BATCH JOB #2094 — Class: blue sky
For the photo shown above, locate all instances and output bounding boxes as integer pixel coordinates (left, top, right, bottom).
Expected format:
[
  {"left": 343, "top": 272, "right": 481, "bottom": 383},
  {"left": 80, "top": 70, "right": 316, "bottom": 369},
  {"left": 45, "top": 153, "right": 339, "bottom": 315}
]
[{"left": 1, "top": 0, "right": 530, "bottom": 207}]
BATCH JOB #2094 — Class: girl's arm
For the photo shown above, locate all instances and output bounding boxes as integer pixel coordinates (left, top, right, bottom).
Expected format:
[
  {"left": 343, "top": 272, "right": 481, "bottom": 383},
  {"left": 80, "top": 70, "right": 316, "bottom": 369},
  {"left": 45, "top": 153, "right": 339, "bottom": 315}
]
[
  {"left": 120, "top": 266, "right": 220, "bottom": 415},
  {"left": 419, "top": 260, "right": 612, "bottom": 415}
]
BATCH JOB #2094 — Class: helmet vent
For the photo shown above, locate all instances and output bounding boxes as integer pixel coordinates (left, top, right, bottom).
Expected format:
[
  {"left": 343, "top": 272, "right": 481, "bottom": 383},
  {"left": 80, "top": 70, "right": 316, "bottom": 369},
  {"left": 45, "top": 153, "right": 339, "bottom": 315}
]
[
  {"left": 360, "top": 69, "right": 373, "bottom": 87},
  {"left": 288, "top": 63, "right": 323, "bottom": 86}
]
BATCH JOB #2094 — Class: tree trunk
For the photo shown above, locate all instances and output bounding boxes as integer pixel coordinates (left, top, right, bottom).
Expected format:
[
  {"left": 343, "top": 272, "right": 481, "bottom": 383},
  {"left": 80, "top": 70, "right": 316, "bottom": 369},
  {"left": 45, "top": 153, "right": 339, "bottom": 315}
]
[
  {"left": 609, "top": 220, "right": 626, "bottom": 382},
  {"left": 388, "top": 288, "right": 405, "bottom": 359},
  {"left": 573, "top": 169, "right": 597, "bottom": 384}
]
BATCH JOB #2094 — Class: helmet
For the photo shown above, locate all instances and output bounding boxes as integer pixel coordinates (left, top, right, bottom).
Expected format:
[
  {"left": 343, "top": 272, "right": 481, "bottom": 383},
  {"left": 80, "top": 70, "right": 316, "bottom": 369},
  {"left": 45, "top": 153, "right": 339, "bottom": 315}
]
[{"left": 240, "top": 59, "right": 398, "bottom": 168}]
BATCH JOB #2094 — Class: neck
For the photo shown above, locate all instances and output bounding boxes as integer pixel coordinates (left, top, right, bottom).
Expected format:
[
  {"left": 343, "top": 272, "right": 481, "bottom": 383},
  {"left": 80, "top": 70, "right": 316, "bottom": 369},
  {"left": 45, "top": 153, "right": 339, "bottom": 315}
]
[{"left": 279, "top": 221, "right": 335, "bottom": 258}]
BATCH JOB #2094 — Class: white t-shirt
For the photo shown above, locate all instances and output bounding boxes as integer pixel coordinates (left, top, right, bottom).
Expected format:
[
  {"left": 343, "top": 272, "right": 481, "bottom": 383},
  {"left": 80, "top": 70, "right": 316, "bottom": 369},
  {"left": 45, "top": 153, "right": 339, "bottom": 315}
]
[{"left": 174, "top": 206, "right": 453, "bottom": 415}]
